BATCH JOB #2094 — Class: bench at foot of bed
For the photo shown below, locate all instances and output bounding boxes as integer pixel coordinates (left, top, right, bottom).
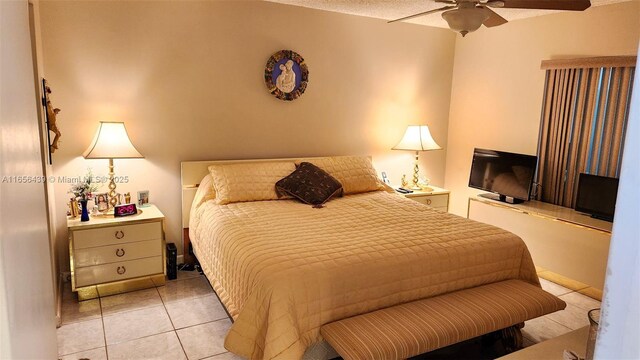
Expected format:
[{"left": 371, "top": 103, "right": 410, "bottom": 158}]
[{"left": 320, "top": 279, "right": 565, "bottom": 360}]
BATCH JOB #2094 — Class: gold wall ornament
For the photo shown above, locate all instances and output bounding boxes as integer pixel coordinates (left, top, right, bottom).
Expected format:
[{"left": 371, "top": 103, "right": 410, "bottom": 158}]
[{"left": 43, "top": 79, "right": 62, "bottom": 157}]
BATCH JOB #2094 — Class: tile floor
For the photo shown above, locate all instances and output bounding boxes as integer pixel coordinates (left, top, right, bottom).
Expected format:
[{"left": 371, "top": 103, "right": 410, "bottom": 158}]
[
  {"left": 58, "top": 273, "right": 600, "bottom": 360},
  {"left": 521, "top": 278, "right": 600, "bottom": 345},
  {"left": 58, "top": 271, "right": 239, "bottom": 360}
]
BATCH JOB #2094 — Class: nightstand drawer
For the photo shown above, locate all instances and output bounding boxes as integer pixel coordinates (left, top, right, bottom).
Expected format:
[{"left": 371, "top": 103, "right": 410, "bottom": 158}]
[
  {"left": 73, "top": 222, "right": 162, "bottom": 249},
  {"left": 75, "top": 256, "right": 163, "bottom": 287},
  {"left": 74, "top": 239, "right": 162, "bottom": 268},
  {"left": 412, "top": 194, "right": 448, "bottom": 208}
]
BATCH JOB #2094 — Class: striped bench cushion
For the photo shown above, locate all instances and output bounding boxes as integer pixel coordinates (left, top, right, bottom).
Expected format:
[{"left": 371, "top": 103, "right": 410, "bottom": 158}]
[{"left": 321, "top": 280, "right": 566, "bottom": 360}]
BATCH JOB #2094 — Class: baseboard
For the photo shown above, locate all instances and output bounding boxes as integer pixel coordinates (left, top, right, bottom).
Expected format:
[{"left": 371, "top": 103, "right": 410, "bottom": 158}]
[
  {"left": 177, "top": 254, "right": 184, "bottom": 265},
  {"left": 56, "top": 272, "right": 64, "bottom": 328},
  {"left": 536, "top": 267, "right": 603, "bottom": 301}
]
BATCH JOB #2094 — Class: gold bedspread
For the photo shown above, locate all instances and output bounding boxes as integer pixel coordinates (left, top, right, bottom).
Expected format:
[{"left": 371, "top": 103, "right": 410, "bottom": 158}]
[{"left": 189, "top": 191, "right": 539, "bottom": 360}]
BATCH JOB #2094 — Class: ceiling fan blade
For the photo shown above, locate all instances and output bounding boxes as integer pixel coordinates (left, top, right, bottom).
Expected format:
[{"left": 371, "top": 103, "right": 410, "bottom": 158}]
[
  {"left": 501, "top": 0, "right": 591, "bottom": 11},
  {"left": 483, "top": 7, "right": 508, "bottom": 27},
  {"left": 388, "top": 6, "right": 456, "bottom": 23},
  {"left": 434, "top": 0, "right": 457, "bottom": 3}
]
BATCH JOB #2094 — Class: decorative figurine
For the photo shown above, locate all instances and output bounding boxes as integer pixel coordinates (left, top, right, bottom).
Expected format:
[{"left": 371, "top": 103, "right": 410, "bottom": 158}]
[
  {"left": 401, "top": 174, "right": 408, "bottom": 188},
  {"left": 418, "top": 177, "right": 433, "bottom": 192}
]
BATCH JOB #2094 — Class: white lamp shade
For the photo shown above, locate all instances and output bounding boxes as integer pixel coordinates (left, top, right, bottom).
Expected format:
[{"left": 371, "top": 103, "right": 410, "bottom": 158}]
[
  {"left": 83, "top": 122, "right": 143, "bottom": 159},
  {"left": 392, "top": 125, "right": 442, "bottom": 151}
]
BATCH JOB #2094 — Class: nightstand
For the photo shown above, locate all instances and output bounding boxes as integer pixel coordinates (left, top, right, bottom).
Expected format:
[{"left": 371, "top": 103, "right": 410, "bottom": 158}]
[
  {"left": 67, "top": 204, "right": 166, "bottom": 300},
  {"left": 397, "top": 185, "right": 450, "bottom": 212}
]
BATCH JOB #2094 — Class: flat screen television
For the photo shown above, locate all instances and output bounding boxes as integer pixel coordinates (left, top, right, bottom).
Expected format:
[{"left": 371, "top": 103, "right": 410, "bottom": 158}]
[
  {"left": 469, "top": 148, "right": 537, "bottom": 203},
  {"left": 575, "top": 173, "right": 618, "bottom": 222}
]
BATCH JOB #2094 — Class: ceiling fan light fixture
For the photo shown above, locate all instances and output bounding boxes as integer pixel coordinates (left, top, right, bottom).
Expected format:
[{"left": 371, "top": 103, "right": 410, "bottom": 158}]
[{"left": 442, "top": 7, "right": 490, "bottom": 37}]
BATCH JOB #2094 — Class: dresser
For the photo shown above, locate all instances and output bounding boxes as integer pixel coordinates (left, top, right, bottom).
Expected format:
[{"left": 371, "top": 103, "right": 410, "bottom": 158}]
[
  {"left": 398, "top": 185, "right": 450, "bottom": 212},
  {"left": 68, "top": 205, "right": 166, "bottom": 300},
  {"left": 468, "top": 196, "right": 610, "bottom": 298}
]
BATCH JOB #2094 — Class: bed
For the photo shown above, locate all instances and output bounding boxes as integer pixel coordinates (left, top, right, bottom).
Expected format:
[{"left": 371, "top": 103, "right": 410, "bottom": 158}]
[{"left": 181, "top": 156, "right": 545, "bottom": 360}]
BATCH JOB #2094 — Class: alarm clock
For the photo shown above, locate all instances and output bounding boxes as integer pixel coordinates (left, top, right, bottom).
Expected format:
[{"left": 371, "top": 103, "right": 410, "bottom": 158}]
[{"left": 114, "top": 203, "right": 138, "bottom": 217}]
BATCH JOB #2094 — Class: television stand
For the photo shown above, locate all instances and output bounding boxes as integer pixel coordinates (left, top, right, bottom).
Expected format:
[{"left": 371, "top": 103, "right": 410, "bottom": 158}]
[
  {"left": 468, "top": 196, "right": 612, "bottom": 295},
  {"left": 479, "top": 193, "right": 525, "bottom": 204},
  {"left": 590, "top": 213, "right": 614, "bottom": 222}
]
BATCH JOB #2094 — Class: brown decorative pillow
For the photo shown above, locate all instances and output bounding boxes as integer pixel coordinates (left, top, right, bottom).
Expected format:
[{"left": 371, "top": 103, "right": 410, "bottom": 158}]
[{"left": 276, "top": 162, "right": 343, "bottom": 208}]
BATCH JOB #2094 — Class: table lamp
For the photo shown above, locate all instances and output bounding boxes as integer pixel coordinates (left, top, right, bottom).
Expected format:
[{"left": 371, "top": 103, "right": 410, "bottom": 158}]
[
  {"left": 83, "top": 121, "right": 143, "bottom": 208},
  {"left": 392, "top": 125, "right": 442, "bottom": 190}
]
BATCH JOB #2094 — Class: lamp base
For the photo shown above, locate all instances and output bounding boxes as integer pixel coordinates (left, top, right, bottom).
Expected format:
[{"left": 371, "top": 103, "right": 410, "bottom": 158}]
[
  {"left": 412, "top": 151, "right": 421, "bottom": 190},
  {"left": 108, "top": 158, "right": 118, "bottom": 209}
]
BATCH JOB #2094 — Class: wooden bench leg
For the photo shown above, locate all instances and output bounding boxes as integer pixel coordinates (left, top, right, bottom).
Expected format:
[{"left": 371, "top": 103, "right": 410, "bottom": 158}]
[{"left": 500, "top": 323, "right": 524, "bottom": 352}]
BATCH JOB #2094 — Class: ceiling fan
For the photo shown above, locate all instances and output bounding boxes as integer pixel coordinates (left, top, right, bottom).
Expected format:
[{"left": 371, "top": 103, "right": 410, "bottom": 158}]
[{"left": 388, "top": 0, "right": 591, "bottom": 37}]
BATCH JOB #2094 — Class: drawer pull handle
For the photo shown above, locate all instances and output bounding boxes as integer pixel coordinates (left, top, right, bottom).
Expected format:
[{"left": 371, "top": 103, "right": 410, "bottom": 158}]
[
  {"left": 117, "top": 266, "right": 126, "bottom": 275},
  {"left": 426, "top": 199, "right": 432, "bottom": 205},
  {"left": 115, "top": 248, "right": 125, "bottom": 257},
  {"left": 115, "top": 230, "right": 125, "bottom": 239}
]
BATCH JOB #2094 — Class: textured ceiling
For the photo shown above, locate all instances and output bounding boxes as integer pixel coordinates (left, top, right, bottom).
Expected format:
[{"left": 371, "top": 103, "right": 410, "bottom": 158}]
[{"left": 265, "top": 0, "right": 632, "bottom": 29}]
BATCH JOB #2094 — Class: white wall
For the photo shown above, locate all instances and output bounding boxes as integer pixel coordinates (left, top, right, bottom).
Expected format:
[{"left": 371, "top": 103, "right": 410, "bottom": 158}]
[
  {"left": 28, "top": 0, "right": 60, "bottom": 325},
  {"left": 0, "top": 1, "right": 58, "bottom": 358},
  {"left": 596, "top": 46, "right": 640, "bottom": 360},
  {"left": 444, "top": 1, "right": 640, "bottom": 216},
  {"left": 39, "top": 0, "right": 456, "bottom": 265}
]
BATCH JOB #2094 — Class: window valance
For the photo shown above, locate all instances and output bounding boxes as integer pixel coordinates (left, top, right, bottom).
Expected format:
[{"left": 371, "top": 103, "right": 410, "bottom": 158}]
[{"left": 541, "top": 56, "right": 637, "bottom": 70}]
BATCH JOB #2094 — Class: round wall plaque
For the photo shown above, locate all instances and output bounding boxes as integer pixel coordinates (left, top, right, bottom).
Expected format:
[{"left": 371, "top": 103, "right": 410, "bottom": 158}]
[{"left": 264, "top": 50, "right": 309, "bottom": 101}]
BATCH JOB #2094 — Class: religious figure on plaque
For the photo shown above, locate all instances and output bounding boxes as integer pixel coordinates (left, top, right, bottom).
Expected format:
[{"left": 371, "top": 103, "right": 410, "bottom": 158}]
[{"left": 275, "top": 60, "right": 296, "bottom": 93}]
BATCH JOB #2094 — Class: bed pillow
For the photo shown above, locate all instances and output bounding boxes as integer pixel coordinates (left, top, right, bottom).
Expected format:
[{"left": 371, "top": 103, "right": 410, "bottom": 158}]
[
  {"left": 191, "top": 174, "right": 216, "bottom": 211},
  {"left": 208, "top": 161, "right": 296, "bottom": 205},
  {"left": 296, "top": 156, "right": 384, "bottom": 195},
  {"left": 276, "top": 162, "right": 343, "bottom": 208}
]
